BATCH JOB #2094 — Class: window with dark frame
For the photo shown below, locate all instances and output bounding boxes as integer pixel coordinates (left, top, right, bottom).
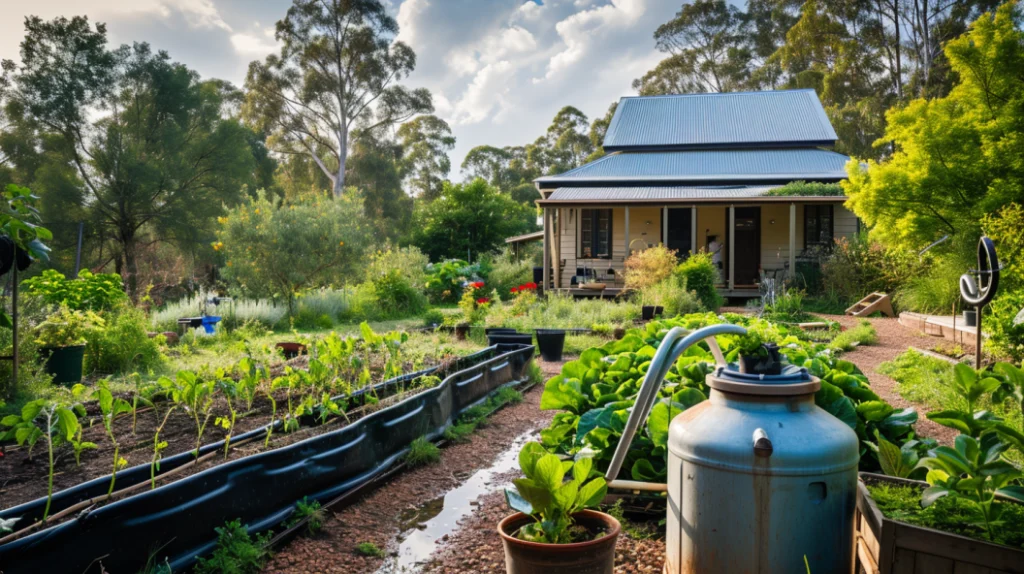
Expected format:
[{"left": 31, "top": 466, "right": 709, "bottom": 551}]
[
  {"left": 804, "top": 205, "right": 834, "bottom": 249},
  {"left": 580, "top": 208, "right": 612, "bottom": 258}
]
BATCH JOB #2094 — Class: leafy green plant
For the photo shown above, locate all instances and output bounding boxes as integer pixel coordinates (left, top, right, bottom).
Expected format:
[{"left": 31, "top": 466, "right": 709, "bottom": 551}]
[
  {"left": 84, "top": 305, "right": 164, "bottom": 375},
  {"left": 22, "top": 269, "right": 127, "bottom": 311},
  {"left": 150, "top": 404, "right": 175, "bottom": 490},
  {"left": 919, "top": 433, "right": 1024, "bottom": 541},
  {"left": 424, "top": 259, "right": 482, "bottom": 303},
  {"left": 925, "top": 363, "right": 1003, "bottom": 438},
  {"left": 33, "top": 304, "right": 103, "bottom": 348},
  {"left": 355, "top": 542, "right": 385, "bottom": 557},
  {"left": 0, "top": 399, "right": 79, "bottom": 520},
  {"left": 0, "top": 184, "right": 52, "bottom": 328},
  {"left": 405, "top": 436, "right": 440, "bottom": 467},
  {"left": 215, "top": 376, "right": 240, "bottom": 459},
  {"left": 193, "top": 519, "right": 270, "bottom": 574},
  {"left": 828, "top": 320, "right": 878, "bottom": 353},
  {"left": 504, "top": 441, "right": 609, "bottom": 543},
  {"left": 159, "top": 371, "right": 215, "bottom": 457},
  {"left": 94, "top": 380, "right": 133, "bottom": 496}
]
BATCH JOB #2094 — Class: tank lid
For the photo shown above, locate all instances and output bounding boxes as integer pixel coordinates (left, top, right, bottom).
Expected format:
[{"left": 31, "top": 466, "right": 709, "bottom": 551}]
[{"left": 707, "top": 364, "right": 820, "bottom": 395}]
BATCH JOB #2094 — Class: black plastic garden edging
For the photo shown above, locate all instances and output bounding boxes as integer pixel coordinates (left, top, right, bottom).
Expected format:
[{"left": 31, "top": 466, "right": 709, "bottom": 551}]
[{"left": 0, "top": 343, "right": 534, "bottom": 574}]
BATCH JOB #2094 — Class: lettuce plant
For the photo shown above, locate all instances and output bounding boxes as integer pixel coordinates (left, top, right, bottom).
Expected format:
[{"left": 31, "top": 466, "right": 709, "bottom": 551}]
[{"left": 504, "top": 442, "right": 608, "bottom": 543}]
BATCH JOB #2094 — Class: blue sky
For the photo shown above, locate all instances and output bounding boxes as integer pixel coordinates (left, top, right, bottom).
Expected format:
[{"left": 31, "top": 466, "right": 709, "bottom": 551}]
[{"left": 0, "top": 0, "right": 681, "bottom": 178}]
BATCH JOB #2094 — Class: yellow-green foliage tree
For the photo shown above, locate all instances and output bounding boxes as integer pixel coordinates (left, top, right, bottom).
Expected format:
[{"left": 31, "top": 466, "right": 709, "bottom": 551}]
[
  {"left": 843, "top": 2, "right": 1024, "bottom": 252},
  {"left": 216, "top": 190, "right": 372, "bottom": 314}
]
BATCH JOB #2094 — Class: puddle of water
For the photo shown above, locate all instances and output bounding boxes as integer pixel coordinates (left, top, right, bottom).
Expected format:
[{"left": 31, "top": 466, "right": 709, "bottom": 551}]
[{"left": 376, "top": 430, "right": 534, "bottom": 574}]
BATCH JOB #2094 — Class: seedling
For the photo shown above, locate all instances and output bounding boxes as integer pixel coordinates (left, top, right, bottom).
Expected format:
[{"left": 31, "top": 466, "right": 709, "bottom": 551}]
[
  {"left": 151, "top": 405, "right": 176, "bottom": 490},
  {"left": 94, "top": 380, "right": 134, "bottom": 496},
  {"left": 215, "top": 375, "right": 240, "bottom": 458},
  {"left": 2, "top": 399, "right": 81, "bottom": 520},
  {"left": 67, "top": 384, "right": 97, "bottom": 466},
  {"left": 291, "top": 497, "right": 326, "bottom": 535},
  {"left": 355, "top": 542, "right": 385, "bottom": 558}
]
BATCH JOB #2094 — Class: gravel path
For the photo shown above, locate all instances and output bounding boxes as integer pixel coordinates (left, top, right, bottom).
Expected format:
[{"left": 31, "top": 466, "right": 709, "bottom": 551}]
[
  {"left": 821, "top": 314, "right": 958, "bottom": 445},
  {"left": 264, "top": 375, "right": 558, "bottom": 574}
]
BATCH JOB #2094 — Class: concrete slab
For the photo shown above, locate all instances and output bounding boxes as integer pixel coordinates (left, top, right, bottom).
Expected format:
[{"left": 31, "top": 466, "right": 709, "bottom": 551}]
[{"left": 899, "top": 312, "right": 983, "bottom": 346}]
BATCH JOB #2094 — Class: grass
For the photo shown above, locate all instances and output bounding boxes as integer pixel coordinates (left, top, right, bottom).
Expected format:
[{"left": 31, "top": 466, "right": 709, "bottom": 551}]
[
  {"left": 290, "top": 497, "right": 326, "bottom": 535},
  {"left": 606, "top": 500, "right": 661, "bottom": 541},
  {"left": 867, "top": 481, "right": 1024, "bottom": 548},
  {"left": 404, "top": 436, "right": 441, "bottom": 467},
  {"left": 355, "top": 542, "right": 385, "bottom": 558},
  {"left": 828, "top": 320, "right": 878, "bottom": 352}
]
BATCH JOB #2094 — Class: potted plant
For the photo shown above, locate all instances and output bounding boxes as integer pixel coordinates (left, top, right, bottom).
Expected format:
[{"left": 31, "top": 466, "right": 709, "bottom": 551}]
[
  {"left": 499, "top": 442, "right": 619, "bottom": 573},
  {"left": 732, "top": 323, "right": 782, "bottom": 375},
  {"left": 535, "top": 329, "right": 566, "bottom": 362},
  {"left": 452, "top": 281, "right": 488, "bottom": 340},
  {"left": 35, "top": 304, "right": 102, "bottom": 385}
]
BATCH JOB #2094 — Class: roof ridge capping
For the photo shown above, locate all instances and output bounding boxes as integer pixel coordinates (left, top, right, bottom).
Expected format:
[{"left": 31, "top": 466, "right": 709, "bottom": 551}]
[{"left": 603, "top": 89, "right": 838, "bottom": 152}]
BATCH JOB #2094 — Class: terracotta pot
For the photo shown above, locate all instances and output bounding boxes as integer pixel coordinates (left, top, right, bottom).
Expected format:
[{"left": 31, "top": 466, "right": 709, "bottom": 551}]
[
  {"left": 275, "top": 342, "right": 307, "bottom": 360},
  {"left": 498, "top": 509, "right": 620, "bottom": 574}
]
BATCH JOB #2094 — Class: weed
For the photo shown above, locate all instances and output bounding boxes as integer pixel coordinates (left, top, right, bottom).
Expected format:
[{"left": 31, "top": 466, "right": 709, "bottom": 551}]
[
  {"left": 193, "top": 519, "right": 271, "bottom": 574},
  {"left": 290, "top": 497, "right": 326, "bottom": 535},
  {"left": 526, "top": 360, "right": 543, "bottom": 385},
  {"left": 606, "top": 500, "right": 660, "bottom": 541},
  {"left": 443, "top": 422, "right": 477, "bottom": 443},
  {"left": 404, "top": 436, "right": 440, "bottom": 467},
  {"left": 355, "top": 542, "right": 385, "bottom": 558},
  {"left": 494, "top": 386, "right": 524, "bottom": 406},
  {"left": 828, "top": 320, "right": 878, "bottom": 353}
]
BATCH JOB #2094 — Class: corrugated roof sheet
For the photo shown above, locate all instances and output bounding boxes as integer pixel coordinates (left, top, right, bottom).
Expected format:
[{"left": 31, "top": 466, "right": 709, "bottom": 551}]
[
  {"left": 536, "top": 148, "right": 850, "bottom": 187},
  {"left": 547, "top": 186, "right": 782, "bottom": 201},
  {"left": 603, "top": 90, "right": 837, "bottom": 151}
]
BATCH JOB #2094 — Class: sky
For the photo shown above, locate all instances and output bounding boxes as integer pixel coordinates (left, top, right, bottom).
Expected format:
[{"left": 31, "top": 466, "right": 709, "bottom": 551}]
[{"left": 0, "top": 0, "right": 680, "bottom": 180}]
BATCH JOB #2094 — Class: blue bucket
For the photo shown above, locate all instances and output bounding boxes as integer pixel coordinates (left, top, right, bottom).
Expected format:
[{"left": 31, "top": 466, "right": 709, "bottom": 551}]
[{"left": 201, "top": 316, "right": 221, "bottom": 334}]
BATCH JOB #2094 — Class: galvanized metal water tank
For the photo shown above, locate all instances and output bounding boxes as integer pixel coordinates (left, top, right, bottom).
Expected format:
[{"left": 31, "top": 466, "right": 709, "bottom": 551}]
[{"left": 666, "top": 364, "right": 859, "bottom": 574}]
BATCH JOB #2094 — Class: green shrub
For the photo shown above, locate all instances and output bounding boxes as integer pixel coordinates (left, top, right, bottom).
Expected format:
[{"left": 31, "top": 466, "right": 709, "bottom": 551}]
[
  {"left": 424, "top": 259, "right": 484, "bottom": 304},
  {"left": 983, "top": 203, "right": 1024, "bottom": 292},
  {"left": 762, "top": 181, "right": 844, "bottom": 196},
  {"left": 487, "top": 249, "right": 534, "bottom": 297},
  {"left": 372, "top": 270, "right": 428, "bottom": 318},
  {"left": 34, "top": 305, "right": 103, "bottom": 347},
  {"left": 85, "top": 306, "right": 165, "bottom": 375},
  {"left": 625, "top": 245, "right": 679, "bottom": 293},
  {"left": 193, "top": 519, "right": 270, "bottom": 574},
  {"left": 675, "top": 251, "right": 722, "bottom": 311},
  {"left": 822, "top": 233, "right": 925, "bottom": 304},
  {"left": 986, "top": 290, "right": 1024, "bottom": 362},
  {"left": 422, "top": 308, "right": 445, "bottom": 327},
  {"left": 296, "top": 288, "right": 351, "bottom": 324},
  {"left": 217, "top": 190, "right": 372, "bottom": 315},
  {"left": 365, "top": 245, "right": 429, "bottom": 289},
  {"left": 152, "top": 292, "right": 288, "bottom": 332},
  {"left": 642, "top": 275, "right": 701, "bottom": 318},
  {"left": 404, "top": 436, "right": 441, "bottom": 467},
  {"left": 22, "top": 269, "right": 127, "bottom": 311}
]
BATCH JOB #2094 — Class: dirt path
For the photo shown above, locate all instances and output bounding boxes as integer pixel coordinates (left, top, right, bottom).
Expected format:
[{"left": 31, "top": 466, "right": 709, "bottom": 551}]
[
  {"left": 819, "top": 314, "right": 958, "bottom": 445},
  {"left": 264, "top": 370, "right": 560, "bottom": 574}
]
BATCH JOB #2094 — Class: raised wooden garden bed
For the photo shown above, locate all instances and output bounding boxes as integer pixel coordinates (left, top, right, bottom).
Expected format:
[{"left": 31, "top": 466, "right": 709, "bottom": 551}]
[{"left": 856, "top": 473, "right": 1024, "bottom": 574}]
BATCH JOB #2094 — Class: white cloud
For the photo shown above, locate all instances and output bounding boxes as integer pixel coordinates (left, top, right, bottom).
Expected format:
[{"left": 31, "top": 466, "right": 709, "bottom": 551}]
[
  {"left": 446, "top": 25, "right": 537, "bottom": 77},
  {"left": 166, "top": 0, "right": 233, "bottom": 32},
  {"left": 396, "top": 0, "right": 431, "bottom": 48},
  {"left": 450, "top": 60, "right": 516, "bottom": 125},
  {"left": 230, "top": 28, "right": 278, "bottom": 56},
  {"left": 514, "top": 1, "right": 545, "bottom": 22},
  {"left": 539, "top": 0, "right": 647, "bottom": 82}
]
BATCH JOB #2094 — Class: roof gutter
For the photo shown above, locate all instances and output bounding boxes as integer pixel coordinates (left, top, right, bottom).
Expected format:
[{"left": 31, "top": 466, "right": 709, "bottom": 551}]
[
  {"left": 601, "top": 140, "right": 838, "bottom": 153},
  {"left": 536, "top": 195, "right": 848, "bottom": 207}
]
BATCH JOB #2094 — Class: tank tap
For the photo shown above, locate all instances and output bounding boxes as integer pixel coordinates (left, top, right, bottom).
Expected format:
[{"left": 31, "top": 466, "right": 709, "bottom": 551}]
[{"left": 753, "top": 428, "right": 773, "bottom": 457}]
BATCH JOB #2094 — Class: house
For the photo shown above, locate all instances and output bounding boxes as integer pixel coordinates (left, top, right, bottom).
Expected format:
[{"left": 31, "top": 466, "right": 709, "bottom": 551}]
[{"left": 534, "top": 89, "right": 859, "bottom": 298}]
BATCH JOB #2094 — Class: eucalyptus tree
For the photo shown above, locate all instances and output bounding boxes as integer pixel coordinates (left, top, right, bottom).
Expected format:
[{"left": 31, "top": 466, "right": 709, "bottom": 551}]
[
  {"left": 397, "top": 115, "right": 455, "bottom": 201},
  {"left": 6, "top": 16, "right": 260, "bottom": 296},
  {"left": 244, "top": 0, "right": 433, "bottom": 198}
]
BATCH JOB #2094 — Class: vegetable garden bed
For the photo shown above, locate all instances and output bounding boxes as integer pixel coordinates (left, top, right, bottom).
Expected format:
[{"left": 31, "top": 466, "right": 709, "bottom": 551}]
[
  {"left": 0, "top": 343, "right": 534, "bottom": 573},
  {"left": 856, "top": 473, "right": 1024, "bottom": 574}
]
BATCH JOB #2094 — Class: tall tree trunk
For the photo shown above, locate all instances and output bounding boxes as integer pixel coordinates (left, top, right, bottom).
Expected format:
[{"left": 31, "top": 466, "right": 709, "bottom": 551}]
[
  {"left": 333, "top": 128, "right": 348, "bottom": 199},
  {"left": 122, "top": 231, "right": 140, "bottom": 302}
]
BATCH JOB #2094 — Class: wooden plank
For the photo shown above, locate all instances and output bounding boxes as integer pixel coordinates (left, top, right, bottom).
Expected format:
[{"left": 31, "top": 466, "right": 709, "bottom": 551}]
[
  {"left": 858, "top": 535, "right": 881, "bottom": 574},
  {"left": 953, "top": 563, "right": 994, "bottom": 574},
  {"left": 914, "top": 553, "right": 954, "bottom": 574},
  {"left": 894, "top": 522, "right": 1024, "bottom": 573},
  {"left": 892, "top": 548, "right": 916, "bottom": 574}
]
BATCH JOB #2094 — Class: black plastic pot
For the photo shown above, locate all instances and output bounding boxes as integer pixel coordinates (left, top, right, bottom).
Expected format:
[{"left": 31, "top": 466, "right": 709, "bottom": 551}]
[
  {"left": 641, "top": 306, "right": 664, "bottom": 321},
  {"left": 535, "top": 329, "right": 566, "bottom": 362},
  {"left": 454, "top": 324, "right": 470, "bottom": 340},
  {"left": 963, "top": 309, "right": 977, "bottom": 327},
  {"left": 41, "top": 345, "right": 86, "bottom": 385},
  {"left": 488, "top": 332, "right": 534, "bottom": 347},
  {"left": 738, "top": 343, "right": 783, "bottom": 375},
  {"left": 486, "top": 327, "right": 517, "bottom": 335}
]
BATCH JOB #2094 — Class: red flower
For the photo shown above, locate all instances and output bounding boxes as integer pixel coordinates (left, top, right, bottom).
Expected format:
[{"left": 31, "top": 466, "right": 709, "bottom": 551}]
[
  {"left": 516, "top": 282, "right": 537, "bottom": 291},
  {"left": 470, "top": 281, "right": 485, "bottom": 289},
  {"left": 476, "top": 297, "right": 490, "bottom": 304},
  {"left": 510, "top": 287, "right": 519, "bottom": 293}
]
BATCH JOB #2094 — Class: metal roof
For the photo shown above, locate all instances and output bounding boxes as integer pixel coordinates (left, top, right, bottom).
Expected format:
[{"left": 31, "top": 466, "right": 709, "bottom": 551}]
[
  {"left": 535, "top": 148, "right": 851, "bottom": 187},
  {"left": 504, "top": 230, "right": 544, "bottom": 244},
  {"left": 603, "top": 90, "right": 837, "bottom": 151},
  {"left": 539, "top": 186, "right": 848, "bottom": 205}
]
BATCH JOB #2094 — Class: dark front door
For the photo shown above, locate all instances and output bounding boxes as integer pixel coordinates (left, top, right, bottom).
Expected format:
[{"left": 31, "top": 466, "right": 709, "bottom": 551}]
[
  {"left": 732, "top": 207, "right": 760, "bottom": 286},
  {"left": 665, "top": 208, "right": 692, "bottom": 256}
]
